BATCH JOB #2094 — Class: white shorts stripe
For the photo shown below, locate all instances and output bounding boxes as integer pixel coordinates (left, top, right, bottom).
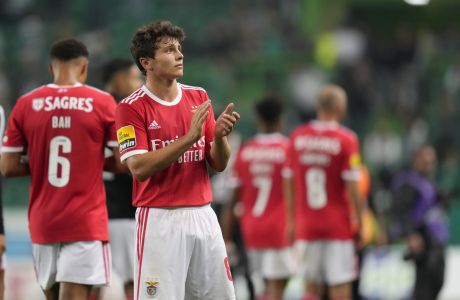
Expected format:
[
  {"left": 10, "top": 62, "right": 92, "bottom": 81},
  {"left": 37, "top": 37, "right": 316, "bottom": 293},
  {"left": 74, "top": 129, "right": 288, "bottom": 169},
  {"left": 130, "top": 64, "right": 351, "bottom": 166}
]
[
  {"left": 136, "top": 207, "right": 149, "bottom": 300},
  {"left": 103, "top": 243, "right": 109, "bottom": 284}
]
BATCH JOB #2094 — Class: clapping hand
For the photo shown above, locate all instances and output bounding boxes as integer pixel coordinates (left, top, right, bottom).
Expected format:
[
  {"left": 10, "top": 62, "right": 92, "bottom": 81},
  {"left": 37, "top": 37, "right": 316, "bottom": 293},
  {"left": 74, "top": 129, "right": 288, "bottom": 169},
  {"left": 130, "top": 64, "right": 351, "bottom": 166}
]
[{"left": 215, "top": 103, "right": 240, "bottom": 139}]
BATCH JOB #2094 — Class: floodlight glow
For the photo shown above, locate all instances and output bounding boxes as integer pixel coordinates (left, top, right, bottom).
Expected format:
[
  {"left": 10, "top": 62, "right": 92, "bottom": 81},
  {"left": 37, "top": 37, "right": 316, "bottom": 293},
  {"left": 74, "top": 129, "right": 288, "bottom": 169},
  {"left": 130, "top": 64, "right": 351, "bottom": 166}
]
[{"left": 403, "top": 0, "right": 430, "bottom": 5}]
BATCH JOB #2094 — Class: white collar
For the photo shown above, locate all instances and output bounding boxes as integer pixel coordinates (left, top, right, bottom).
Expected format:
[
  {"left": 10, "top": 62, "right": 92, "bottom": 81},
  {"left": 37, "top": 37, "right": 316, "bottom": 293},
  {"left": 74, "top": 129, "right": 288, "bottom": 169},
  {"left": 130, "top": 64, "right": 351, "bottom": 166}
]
[
  {"left": 46, "top": 83, "right": 83, "bottom": 88},
  {"left": 141, "top": 83, "right": 182, "bottom": 106}
]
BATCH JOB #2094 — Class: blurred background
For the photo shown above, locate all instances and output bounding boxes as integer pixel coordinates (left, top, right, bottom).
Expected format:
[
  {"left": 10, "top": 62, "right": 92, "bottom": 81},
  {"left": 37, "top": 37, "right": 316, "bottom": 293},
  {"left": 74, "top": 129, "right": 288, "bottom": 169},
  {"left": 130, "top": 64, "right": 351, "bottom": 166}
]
[{"left": 2, "top": 0, "right": 460, "bottom": 299}]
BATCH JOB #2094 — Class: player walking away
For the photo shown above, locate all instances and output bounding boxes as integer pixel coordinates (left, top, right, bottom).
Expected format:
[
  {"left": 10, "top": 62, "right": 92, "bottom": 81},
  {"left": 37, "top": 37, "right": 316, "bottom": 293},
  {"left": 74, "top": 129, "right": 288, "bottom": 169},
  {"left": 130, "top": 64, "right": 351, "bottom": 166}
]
[
  {"left": 0, "top": 104, "right": 5, "bottom": 300},
  {"left": 115, "top": 21, "right": 240, "bottom": 300},
  {"left": 0, "top": 39, "right": 124, "bottom": 300},
  {"left": 90, "top": 59, "right": 142, "bottom": 300},
  {"left": 284, "top": 85, "right": 363, "bottom": 300},
  {"left": 222, "top": 95, "right": 293, "bottom": 300}
]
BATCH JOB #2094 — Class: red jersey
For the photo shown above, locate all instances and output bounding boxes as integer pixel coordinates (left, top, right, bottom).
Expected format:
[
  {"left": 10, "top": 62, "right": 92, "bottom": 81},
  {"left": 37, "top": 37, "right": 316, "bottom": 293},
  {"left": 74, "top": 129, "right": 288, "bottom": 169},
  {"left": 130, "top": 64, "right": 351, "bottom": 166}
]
[
  {"left": 2, "top": 83, "right": 117, "bottom": 244},
  {"left": 233, "top": 133, "right": 289, "bottom": 249},
  {"left": 115, "top": 83, "right": 215, "bottom": 207},
  {"left": 286, "top": 120, "right": 361, "bottom": 240}
]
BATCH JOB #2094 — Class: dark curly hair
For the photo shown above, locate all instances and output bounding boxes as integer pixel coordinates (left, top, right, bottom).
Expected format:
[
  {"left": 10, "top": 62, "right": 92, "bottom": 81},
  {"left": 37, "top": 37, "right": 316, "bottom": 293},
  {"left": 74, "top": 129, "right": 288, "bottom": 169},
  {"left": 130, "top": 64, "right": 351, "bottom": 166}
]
[
  {"left": 50, "top": 38, "right": 88, "bottom": 61},
  {"left": 131, "top": 21, "right": 185, "bottom": 75},
  {"left": 254, "top": 95, "right": 284, "bottom": 125},
  {"left": 102, "top": 58, "right": 134, "bottom": 85}
]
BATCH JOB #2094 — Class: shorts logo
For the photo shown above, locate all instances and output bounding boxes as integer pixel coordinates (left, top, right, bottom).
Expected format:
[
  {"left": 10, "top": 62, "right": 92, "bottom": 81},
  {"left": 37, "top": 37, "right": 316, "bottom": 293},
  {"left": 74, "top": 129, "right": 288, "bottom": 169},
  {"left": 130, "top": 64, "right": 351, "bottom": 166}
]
[
  {"left": 145, "top": 279, "right": 159, "bottom": 298},
  {"left": 32, "top": 98, "right": 44, "bottom": 111},
  {"left": 117, "top": 125, "right": 136, "bottom": 152}
]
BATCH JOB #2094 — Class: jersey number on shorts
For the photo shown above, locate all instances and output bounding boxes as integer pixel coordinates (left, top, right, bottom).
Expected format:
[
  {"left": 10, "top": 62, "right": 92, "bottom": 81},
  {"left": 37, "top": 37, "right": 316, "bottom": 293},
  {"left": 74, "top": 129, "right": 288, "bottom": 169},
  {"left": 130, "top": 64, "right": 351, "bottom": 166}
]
[
  {"left": 48, "top": 136, "right": 71, "bottom": 187},
  {"left": 306, "top": 168, "right": 327, "bottom": 209},
  {"left": 252, "top": 176, "right": 272, "bottom": 217}
]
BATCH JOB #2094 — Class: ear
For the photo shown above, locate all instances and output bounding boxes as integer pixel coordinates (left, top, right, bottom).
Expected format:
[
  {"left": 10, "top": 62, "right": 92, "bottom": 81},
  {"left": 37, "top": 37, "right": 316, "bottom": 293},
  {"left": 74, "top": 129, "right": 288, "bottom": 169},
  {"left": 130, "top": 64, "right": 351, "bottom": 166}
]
[
  {"left": 48, "top": 64, "right": 53, "bottom": 77},
  {"left": 139, "top": 57, "right": 152, "bottom": 74},
  {"left": 80, "top": 60, "right": 88, "bottom": 76},
  {"left": 77, "top": 59, "right": 89, "bottom": 84}
]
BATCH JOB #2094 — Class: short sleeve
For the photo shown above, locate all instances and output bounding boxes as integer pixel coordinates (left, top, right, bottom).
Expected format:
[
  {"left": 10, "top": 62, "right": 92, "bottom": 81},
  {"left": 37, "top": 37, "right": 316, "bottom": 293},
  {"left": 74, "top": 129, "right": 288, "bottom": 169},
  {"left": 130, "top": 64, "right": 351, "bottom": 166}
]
[
  {"left": 102, "top": 95, "right": 118, "bottom": 148},
  {"left": 115, "top": 103, "right": 149, "bottom": 162},
  {"left": 2, "top": 99, "right": 27, "bottom": 153},
  {"left": 341, "top": 134, "right": 361, "bottom": 181}
]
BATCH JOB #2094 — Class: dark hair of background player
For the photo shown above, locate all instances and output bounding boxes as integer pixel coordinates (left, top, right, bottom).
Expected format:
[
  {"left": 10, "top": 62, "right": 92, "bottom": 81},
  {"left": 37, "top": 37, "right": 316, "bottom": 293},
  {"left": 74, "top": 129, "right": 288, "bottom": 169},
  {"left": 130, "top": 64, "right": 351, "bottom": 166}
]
[
  {"left": 254, "top": 95, "right": 284, "bottom": 125},
  {"left": 50, "top": 38, "right": 89, "bottom": 61},
  {"left": 102, "top": 58, "right": 135, "bottom": 85}
]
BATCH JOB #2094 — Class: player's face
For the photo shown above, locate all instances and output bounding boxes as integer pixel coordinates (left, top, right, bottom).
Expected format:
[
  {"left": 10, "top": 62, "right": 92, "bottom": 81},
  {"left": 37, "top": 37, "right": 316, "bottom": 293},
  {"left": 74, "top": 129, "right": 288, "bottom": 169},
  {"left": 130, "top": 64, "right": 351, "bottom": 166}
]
[
  {"left": 151, "top": 37, "right": 184, "bottom": 80},
  {"left": 415, "top": 147, "right": 437, "bottom": 177},
  {"left": 114, "top": 65, "right": 143, "bottom": 98}
]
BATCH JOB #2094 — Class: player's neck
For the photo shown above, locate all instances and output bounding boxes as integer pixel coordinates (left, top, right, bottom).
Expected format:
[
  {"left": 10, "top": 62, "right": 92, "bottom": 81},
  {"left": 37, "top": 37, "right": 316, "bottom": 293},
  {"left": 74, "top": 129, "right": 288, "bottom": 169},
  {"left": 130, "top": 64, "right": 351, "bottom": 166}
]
[
  {"left": 260, "top": 125, "right": 280, "bottom": 134},
  {"left": 317, "top": 113, "right": 339, "bottom": 123},
  {"left": 53, "top": 71, "right": 81, "bottom": 86},
  {"left": 145, "top": 77, "right": 178, "bottom": 102}
]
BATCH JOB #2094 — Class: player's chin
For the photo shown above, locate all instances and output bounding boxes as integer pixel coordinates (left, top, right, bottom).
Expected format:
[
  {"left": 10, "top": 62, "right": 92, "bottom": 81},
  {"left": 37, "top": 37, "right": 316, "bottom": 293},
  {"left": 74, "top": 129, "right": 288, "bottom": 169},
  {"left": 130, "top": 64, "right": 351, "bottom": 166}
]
[{"left": 172, "top": 68, "right": 184, "bottom": 78}]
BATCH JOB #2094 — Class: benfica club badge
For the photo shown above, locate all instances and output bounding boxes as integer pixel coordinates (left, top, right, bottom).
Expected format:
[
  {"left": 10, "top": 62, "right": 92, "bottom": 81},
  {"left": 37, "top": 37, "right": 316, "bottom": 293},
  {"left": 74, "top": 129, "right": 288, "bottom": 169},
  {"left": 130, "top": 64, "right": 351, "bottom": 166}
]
[
  {"left": 145, "top": 279, "right": 159, "bottom": 298},
  {"left": 32, "top": 98, "right": 44, "bottom": 111}
]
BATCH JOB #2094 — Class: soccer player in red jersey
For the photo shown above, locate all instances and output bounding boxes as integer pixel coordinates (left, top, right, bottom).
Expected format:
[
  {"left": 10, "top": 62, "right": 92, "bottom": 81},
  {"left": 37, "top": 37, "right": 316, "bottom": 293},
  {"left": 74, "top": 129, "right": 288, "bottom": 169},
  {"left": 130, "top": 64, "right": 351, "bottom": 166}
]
[
  {"left": 222, "top": 96, "right": 293, "bottom": 300},
  {"left": 115, "top": 21, "right": 240, "bottom": 300},
  {"left": 0, "top": 39, "right": 123, "bottom": 300},
  {"left": 284, "top": 85, "right": 363, "bottom": 300},
  {"left": 90, "top": 59, "right": 143, "bottom": 300}
]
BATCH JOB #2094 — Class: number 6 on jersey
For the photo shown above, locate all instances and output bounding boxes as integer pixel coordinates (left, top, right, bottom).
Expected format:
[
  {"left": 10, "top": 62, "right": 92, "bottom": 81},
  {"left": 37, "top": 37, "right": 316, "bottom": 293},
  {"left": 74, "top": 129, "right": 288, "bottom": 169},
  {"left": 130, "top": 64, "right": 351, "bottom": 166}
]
[{"left": 48, "top": 136, "right": 71, "bottom": 187}]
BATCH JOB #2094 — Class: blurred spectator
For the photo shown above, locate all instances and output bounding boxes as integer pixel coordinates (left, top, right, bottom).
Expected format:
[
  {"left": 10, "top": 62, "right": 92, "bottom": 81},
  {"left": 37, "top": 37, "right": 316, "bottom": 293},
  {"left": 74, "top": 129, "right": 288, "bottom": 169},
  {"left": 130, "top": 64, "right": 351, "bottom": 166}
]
[
  {"left": 288, "top": 66, "right": 327, "bottom": 122},
  {"left": 389, "top": 145, "right": 447, "bottom": 300},
  {"left": 363, "top": 121, "right": 403, "bottom": 169}
]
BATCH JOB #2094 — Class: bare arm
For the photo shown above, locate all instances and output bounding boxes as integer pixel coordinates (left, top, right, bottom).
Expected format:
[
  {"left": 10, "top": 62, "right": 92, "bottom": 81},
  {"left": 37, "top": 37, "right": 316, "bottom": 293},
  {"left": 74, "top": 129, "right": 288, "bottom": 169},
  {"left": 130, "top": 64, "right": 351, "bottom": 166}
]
[
  {"left": 208, "top": 103, "right": 240, "bottom": 172},
  {"left": 221, "top": 187, "right": 240, "bottom": 242},
  {"left": 0, "top": 152, "right": 30, "bottom": 177},
  {"left": 104, "top": 147, "right": 129, "bottom": 173},
  {"left": 126, "top": 101, "right": 210, "bottom": 181},
  {"left": 346, "top": 179, "right": 363, "bottom": 243},
  {"left": 283, "top": 176, "right": 296, "bottom": 244}
]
